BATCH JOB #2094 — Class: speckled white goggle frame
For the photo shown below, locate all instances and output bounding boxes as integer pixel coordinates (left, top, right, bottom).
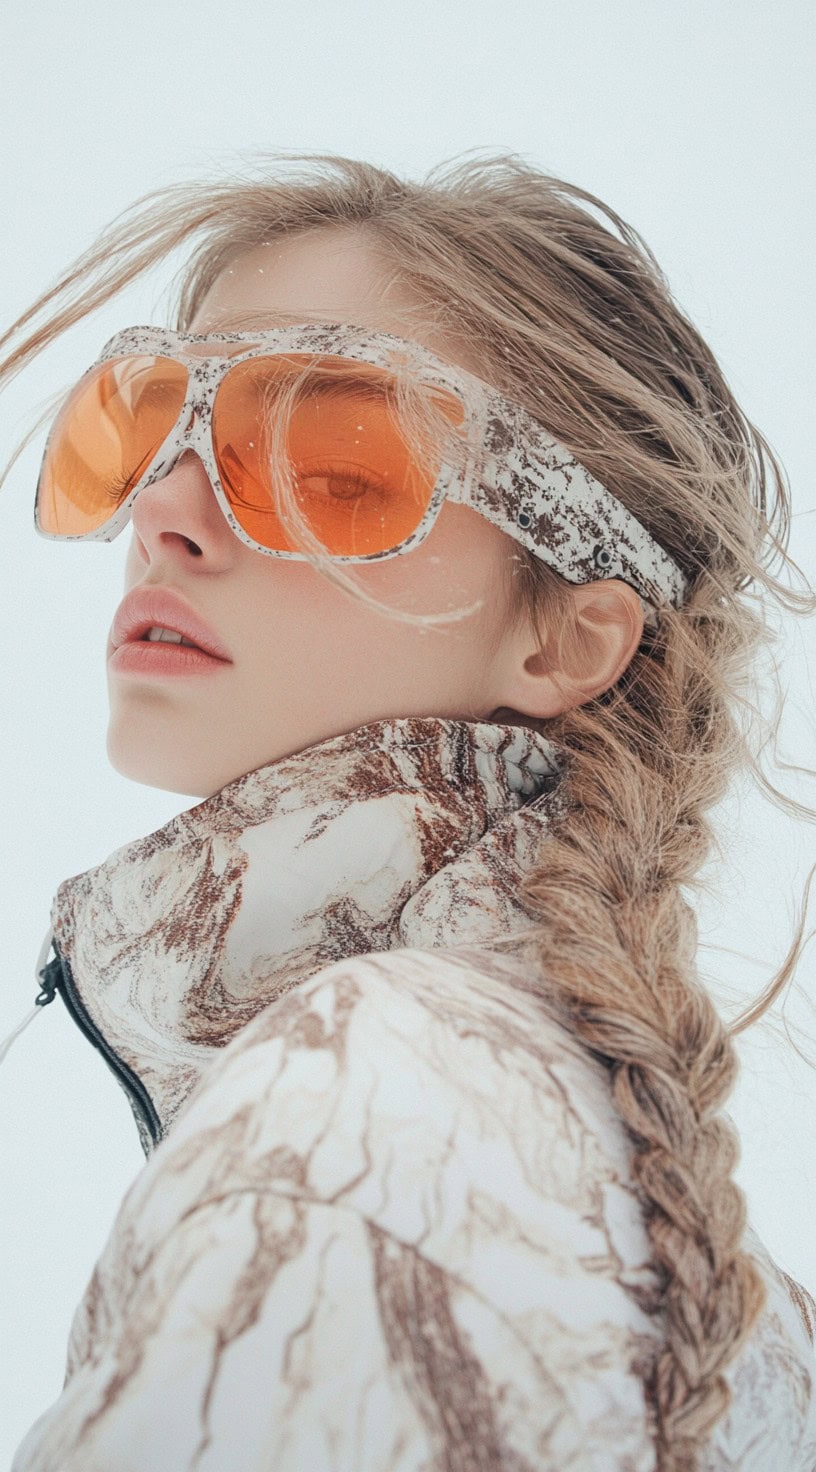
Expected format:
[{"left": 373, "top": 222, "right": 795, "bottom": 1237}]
[{"left": 37, "top": 322, "right": 689, "bottom": 616}]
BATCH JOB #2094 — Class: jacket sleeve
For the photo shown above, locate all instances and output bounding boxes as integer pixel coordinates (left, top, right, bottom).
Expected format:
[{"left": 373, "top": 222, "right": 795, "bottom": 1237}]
[
  {"left": 16, "top": 1184, "right": 552, "bottom": 1472},
  {"left": 3, "top": 949, "right": 702, "bottom": 1471},
  {"left": 13, "top": 954, "right": 662, "bottom": 1471}
]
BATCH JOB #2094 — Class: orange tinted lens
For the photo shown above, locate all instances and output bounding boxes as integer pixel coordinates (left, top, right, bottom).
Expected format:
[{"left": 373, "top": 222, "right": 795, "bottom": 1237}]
[
  {"left": 212, "top": 354, "right": 461, "bottom": 556},
  {"left": 36, "top": 355, "right": 189, "bottom": 535}
]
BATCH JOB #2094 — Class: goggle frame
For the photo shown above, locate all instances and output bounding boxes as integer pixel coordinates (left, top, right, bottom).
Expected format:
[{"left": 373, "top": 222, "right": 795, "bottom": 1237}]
[{"left": 35, "top": 321, "right": 689, "bottom": 618}]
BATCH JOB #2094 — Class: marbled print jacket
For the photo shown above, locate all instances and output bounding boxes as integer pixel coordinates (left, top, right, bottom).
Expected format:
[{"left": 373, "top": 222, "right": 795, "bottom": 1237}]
[{"left": 12, "top": 715, "right": 816, "bottom": 1471}]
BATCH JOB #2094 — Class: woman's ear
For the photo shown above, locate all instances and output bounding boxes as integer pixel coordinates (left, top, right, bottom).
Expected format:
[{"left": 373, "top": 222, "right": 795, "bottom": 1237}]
[{"left": 488, "top": 579, "right": 645, "bottom": 721}]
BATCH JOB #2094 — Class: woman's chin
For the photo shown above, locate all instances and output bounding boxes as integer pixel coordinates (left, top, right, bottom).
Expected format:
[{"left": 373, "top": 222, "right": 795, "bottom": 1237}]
[{"left": 105, "top": 724, "right": 213, "bottom": 799}]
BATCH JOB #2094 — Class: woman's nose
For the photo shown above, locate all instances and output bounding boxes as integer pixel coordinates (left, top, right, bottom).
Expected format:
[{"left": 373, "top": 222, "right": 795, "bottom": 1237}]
[{"left": 129, "top": 449, "right": 234, "bottom": 564}]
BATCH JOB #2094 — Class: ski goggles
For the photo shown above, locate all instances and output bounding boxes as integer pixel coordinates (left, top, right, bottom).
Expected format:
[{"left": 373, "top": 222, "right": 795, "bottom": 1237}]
[{"left": 34, "top": 322, "right": 689, "bottom": 613}]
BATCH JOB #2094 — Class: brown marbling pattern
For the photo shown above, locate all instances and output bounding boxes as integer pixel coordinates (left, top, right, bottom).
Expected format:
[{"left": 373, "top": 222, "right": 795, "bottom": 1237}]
[
  {"left": 14, "top": 716, "right": 816, "bottom": 1470},
  {"left": 47, "top": 716, "right": 564, "bottom": 1147}
]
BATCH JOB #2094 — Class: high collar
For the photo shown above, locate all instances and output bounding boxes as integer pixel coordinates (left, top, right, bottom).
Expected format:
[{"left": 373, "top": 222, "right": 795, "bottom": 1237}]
[{"left": 48, "top": 715, "right": 564, "bottom": 1153}]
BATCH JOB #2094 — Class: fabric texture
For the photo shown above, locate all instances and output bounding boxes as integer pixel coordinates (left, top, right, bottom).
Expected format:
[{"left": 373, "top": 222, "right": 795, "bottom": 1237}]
[{"left": 12, "top": 715, "right": 816, "bottom": 1471}]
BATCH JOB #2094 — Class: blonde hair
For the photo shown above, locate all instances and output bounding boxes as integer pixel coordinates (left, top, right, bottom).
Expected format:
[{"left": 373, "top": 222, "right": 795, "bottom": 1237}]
[{"left": 2, "top": 151, "right": 814, "bottom": 1470}]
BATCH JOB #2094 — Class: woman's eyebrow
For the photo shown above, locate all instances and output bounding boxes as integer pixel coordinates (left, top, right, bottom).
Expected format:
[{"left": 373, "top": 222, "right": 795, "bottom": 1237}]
[
  {"left": 295, "top": 373, "right": 390, "bottom": 401},
  {"left": 250, "top": 364, "right": 393, "bottom": 402}
]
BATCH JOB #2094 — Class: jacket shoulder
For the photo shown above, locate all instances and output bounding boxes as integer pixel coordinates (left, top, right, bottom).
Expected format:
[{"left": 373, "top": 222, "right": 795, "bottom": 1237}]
[{"left": 173, "top": 942, "right": 659, "bottom": 1284}]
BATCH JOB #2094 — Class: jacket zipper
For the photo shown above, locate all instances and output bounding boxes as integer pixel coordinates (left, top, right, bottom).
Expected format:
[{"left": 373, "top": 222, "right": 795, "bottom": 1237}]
[{"left": 38, "top": 945, "right": 162, "bottom": 1149}]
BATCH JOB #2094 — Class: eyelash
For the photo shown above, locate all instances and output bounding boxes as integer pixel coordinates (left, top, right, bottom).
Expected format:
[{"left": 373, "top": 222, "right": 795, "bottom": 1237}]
[
  {"left": 100, "top": 460, "right": 389, "bottom": 508},
  {"left": 293, "top": 461, "right": 388, "bottom": 500},
  {"left": 104, "top": 474, "right": 136, "bottom": 502}
]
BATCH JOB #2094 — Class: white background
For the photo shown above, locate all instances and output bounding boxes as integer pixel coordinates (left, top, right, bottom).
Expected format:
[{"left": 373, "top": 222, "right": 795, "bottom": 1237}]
[{"left": 0, "top": 0, "right": 814, "bottom": 1460}]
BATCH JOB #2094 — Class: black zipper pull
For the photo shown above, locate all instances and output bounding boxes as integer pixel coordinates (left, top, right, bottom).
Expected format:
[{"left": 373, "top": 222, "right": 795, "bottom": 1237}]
[
  {"left": 35, "top": 954, "right": 62, "bottom": 1007},
  {"left": 0, "top": 925, "right": 59, "bottom": 1068}
]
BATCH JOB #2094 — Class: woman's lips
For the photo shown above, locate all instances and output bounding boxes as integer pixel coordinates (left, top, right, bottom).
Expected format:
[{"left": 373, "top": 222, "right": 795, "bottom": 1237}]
[
  {"left": 107, "top": 641, "right": 232, "bottom": 678},
  {"left": 111, "top": 584, "right": 233, "bottom": 662}
]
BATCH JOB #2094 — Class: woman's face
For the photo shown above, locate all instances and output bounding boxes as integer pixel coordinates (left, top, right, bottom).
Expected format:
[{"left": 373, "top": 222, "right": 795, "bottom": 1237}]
[{"left": 104, "top": 228, "right": 587, "bottom": 798}]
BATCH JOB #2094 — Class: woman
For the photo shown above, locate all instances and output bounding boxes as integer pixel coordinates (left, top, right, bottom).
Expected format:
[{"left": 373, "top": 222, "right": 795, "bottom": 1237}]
[{"left": 2, "top": 152, "right": 814, "bottom": 1471}]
